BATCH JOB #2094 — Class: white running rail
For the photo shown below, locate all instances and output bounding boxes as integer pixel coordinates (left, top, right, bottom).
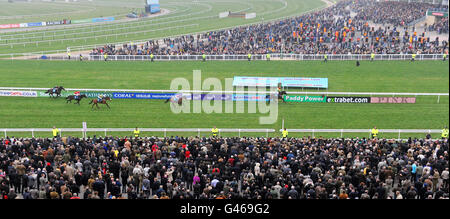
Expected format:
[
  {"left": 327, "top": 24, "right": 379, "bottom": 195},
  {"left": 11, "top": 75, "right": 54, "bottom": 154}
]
[
  {"left": 279, "top": 129, "right": 444, "bottom": 139},
  {"left": 0, "top": 128, "right": 275, "bottom": 138},
  {"left": 0, "top": 87, "right": 448, "bottom": 96}
]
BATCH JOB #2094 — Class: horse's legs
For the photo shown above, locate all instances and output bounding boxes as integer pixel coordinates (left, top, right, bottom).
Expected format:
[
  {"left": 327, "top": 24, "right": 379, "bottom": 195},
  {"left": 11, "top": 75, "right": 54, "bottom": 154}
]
[{"left": 105, "top": 102, "right": 110, "bottom": 109}]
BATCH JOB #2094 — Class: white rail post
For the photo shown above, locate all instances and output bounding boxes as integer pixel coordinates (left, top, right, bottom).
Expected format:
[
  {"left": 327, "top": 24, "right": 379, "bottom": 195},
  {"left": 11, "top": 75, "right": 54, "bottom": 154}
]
[
  {"left": 266, "top": 129, "right": 269, "bottom": 138},
  {"left": 398, "top": 130, "right": 401, "bottom": 141},
  {"left": 32, "top": 129, "right": 34, "bottom": 138},
  {"left": 164, "top": 129, "right": 167, "bottom": 138},
  {"left": 239, "top": 129, "right": 241, "bottom": 138},
  {"left": 4, "top": 130, "right": 6, "bottom": 138},
  {"left": 104, "top": 129, "right": 107, "bottom": 137},
  {"left": 198, "top": 129, "right": 200, "bottom": 137},
  {"left": 312, "top": 129, "right": 315, "bottom": 138},
  {"left": 341, "top": 129, "right": 343, "bottom": 138},
  {"left": 437, "top": 95, "right": 440, "bottom": 104}
]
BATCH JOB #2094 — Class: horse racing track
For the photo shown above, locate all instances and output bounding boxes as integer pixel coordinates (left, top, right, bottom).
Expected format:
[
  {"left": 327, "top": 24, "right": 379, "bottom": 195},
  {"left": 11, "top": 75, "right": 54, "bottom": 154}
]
[
  {"left": 0, "top": 0, "right": 325, "bottom": 55},
  {"left": 0, "top": 59, "right": 448, "bottom": 138}
]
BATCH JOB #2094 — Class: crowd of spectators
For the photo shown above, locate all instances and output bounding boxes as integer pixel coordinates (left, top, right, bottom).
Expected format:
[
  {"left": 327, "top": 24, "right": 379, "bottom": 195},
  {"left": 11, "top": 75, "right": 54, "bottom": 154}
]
[
  {"left": 0, "top": 135, "right": 448, "bottom": 199},
  {"left": 351, "top": 0, "right": 434, "bottom": 27},
  {"left": 91, "top": 0, "right": 449, "bottom": 56},
  {"left": 426, "top": 17, "right": 449, "bottom": 34}
]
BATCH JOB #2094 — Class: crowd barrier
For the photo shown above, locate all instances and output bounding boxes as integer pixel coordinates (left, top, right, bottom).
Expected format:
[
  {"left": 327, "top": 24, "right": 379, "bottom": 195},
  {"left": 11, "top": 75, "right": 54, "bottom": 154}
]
[
  {"left": 0, "top": 128, "right": 444, "bottom": 139},
  {"left": 57, "top": 53, "right": 449, "bottom": 61},
  {"left": 0, "top": 128, "right": 276, "bottom": 138},
  {"left": 279, "top": 129, "right": 444, "bottom": 139}
]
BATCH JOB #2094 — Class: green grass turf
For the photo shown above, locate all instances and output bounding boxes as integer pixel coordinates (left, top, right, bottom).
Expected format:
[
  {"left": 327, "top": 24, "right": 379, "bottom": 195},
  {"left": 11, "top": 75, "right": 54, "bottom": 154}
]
[
  {"left": 0, "top": 60, "right": 448, "bottom": 138},
  {"left": 0, "top": 60, "right": 448, "bottom": 92},
  {"left": 0, "top": 0, "right": 145, "bottom": 24}
]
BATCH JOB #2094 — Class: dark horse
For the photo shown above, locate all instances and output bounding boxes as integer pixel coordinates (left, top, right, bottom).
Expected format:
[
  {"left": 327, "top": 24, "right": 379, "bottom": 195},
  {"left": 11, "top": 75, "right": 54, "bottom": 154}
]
[
  {"left": 266, "top": 91, "right": 287, "bottom": 103},
  {"left": 89, "top": 97, "right": 112, "bottom": 109},
  {"left": 45, "top": 86, "right": 66, "bottom": 98},
  {"left": 66, "top": 94, "right": 87, "bottom": 105}
]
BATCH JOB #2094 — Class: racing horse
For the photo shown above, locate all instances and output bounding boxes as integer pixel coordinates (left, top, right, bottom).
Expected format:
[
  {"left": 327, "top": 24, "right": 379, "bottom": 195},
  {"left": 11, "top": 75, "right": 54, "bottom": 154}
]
[
  {"left": 266, "top": 91, "right": 287, "bottom": 103},
  {"left": 45, "top": 86, "right": 66, "bottom": 98},
  {"left": 89, "top": 96, "right": 112, "bottom": 109},
  {"left": 164, "top": 93, "right": 185, "bottom": 106},
  {"left": 66, "top": 94, "right": 87, "bottom": 105}
]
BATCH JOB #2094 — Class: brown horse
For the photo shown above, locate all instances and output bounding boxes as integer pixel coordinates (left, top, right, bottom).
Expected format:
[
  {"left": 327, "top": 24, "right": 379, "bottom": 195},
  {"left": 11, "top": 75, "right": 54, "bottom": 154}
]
[
  {"left": 89, "top": 97, "right": 112, "bottom": 109},
  {"left": 266, "top": 91, "right": 287, "bottom": 103}
]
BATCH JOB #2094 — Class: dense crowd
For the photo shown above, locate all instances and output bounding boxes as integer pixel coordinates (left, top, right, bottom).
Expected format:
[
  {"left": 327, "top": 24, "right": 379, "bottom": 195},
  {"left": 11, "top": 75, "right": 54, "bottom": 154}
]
[
  {"left": 91, "top": 0, "right": 449, "bottom": 56},
  {"left": 0, "top": 135, "right": 448, "bottom": 199},
  {"left": 351, "top": 0, "right": 433, "bottom": 27},
  {"left": 426, "top": 17, "right": 449, "bottom": 34}
]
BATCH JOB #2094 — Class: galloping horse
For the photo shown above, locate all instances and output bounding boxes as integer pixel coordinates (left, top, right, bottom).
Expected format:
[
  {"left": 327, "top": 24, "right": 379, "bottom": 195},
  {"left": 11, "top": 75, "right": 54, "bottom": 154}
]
[
  {"left": 266, "top": 91, "right": 287, "bottom": 103},
  {"left": 89, "top": 97, "right": 112, "bottom": 109},
  {"left": 164, "top": 93, "right": 184, "bottom": 106},
  {"left": 66, "top": 94, "right": 87, "bottom": 105},
  {"left": 45, "top": 86, "right": 66, "bottom": 98}
]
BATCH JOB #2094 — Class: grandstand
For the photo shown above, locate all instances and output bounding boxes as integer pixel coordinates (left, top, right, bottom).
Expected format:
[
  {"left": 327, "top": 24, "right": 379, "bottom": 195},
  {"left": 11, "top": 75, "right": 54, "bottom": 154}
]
[{"left": 0, "top": 0, "right": 448, "bottom": 202}]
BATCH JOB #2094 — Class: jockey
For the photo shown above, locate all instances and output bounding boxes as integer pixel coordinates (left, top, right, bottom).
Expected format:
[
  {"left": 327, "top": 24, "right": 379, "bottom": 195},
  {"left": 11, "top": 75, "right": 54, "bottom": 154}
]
[
  {"left": 172, "top": 93, "right": 183, "bottom": 102},
  {"left": 74, "top": 91, "right": 81, "bottom": 100},
  {"left": 98, "top": 94, "right": 105, "bottom": 102},
  {"left": 277, "top": 83, "right": 282, "bottom": 95},
  {"left": 52, "top": 86, "right": 58, "bottom": 93}
]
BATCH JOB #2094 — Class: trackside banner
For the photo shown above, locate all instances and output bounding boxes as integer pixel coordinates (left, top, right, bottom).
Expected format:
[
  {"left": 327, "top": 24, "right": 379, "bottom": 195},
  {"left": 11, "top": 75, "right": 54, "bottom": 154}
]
[
  {"left": 81, "top": 92, "right": 113, "bottom": 98},
  {"left": 284, "top": 95, "right": 326, "bottom": 103},
  {"left": 232, "top": 94, "right": 269, "bottom": 101},
  {"left": 37, "top": 91, "right": 72, "bottom": 97},
  {"left": 326, "top": 96, "right": 371, "bottom": 103},
  {"left": 112, "top": 93, "right": 232, "bottom": 100},
  {"left": 371, "top": 97, "right": 416, "bottom": 104},
  {"left": 0, "top": 90, "right": 37, "bottom": 97},
  {"left": 92, "top": 17, "right": 115, "bottom": 23},
  {"left": 36, "top": 91, "right": 113, "bottom": 98},
  {"left": 233, "top": 76, "right": 329, "bottom": 88}
]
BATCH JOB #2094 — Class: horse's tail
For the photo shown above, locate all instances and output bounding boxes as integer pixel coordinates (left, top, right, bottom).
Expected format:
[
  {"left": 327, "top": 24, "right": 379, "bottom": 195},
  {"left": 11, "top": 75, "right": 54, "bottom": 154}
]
[
  {"left": 45, "top": 90, "right": 49, "bottom": 94},
  {"left": 164, "top": 98, "right": 170, "bottom": 103}
]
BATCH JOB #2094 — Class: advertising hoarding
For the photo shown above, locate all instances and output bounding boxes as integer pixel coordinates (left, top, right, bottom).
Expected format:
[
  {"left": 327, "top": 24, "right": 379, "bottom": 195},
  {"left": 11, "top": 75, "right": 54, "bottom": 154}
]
[
  {"left": 326, "top": 96, "right": 371, "bottom": 103},
  {"left": 283, "top": 95, "right": 326, "bottom": 103},
  {"left": 370, "top": 97, "right": 416, "bottom": 104},
  {"left": 233, "top": 76, "right": 328, "bottom": 88},
  {"left": 0, "top": 90, "right": 37, "bottom": 97}
]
